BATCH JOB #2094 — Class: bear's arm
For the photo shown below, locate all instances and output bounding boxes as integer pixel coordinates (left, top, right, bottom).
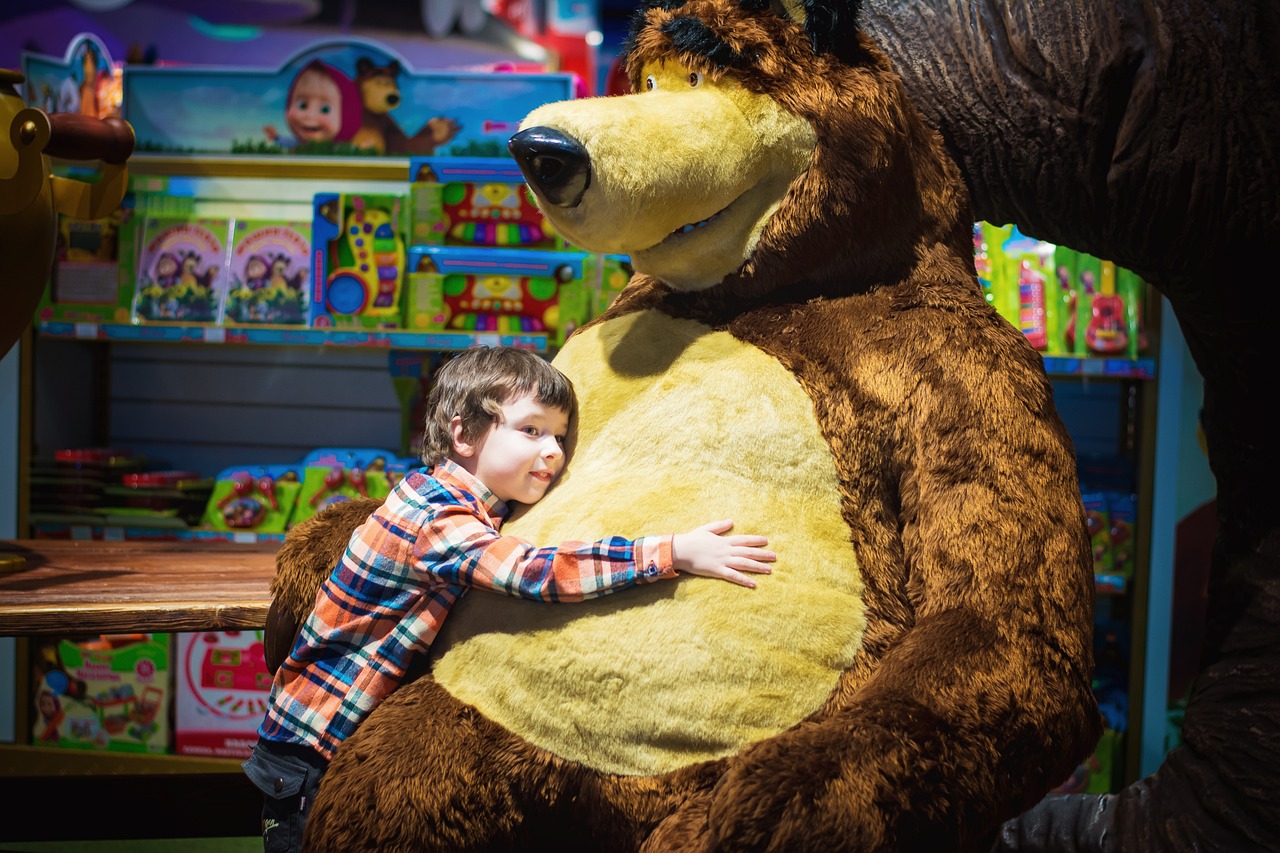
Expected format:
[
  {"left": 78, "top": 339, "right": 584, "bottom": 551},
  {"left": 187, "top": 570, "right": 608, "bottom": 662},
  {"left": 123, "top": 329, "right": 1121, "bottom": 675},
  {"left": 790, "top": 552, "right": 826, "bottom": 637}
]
[{"left": 705, "top": 308, "right": 1100, "bottom": 850}]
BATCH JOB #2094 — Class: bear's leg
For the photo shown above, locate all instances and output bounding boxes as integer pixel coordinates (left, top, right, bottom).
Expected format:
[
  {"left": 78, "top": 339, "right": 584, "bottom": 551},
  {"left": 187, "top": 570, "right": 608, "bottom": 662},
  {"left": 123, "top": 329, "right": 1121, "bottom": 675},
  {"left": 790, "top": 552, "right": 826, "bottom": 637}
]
[{"left": 303, "top": 675, "right": 585, "bottom": 852}]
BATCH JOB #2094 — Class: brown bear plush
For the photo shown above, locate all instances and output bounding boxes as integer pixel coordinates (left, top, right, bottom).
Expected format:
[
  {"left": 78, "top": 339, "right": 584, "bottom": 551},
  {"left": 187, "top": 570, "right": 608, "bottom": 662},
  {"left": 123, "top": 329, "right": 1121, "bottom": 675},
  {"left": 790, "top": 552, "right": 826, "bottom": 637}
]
[{"left": 267, "top": 0, "right": 1101, "bottom": 848}]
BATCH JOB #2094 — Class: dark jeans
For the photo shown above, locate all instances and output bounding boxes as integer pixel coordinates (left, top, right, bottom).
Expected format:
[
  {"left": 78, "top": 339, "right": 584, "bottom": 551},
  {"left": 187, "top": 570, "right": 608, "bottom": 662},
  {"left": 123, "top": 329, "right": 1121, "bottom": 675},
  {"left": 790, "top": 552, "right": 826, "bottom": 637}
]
[{"left": 243, "top": 737, "right": 329, "bottom": 853}]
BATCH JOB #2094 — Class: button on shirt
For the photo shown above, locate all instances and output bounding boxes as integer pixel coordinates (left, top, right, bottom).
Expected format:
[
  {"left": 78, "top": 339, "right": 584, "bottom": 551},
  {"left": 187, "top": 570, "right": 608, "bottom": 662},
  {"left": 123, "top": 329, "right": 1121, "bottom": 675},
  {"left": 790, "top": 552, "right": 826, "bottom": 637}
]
[{"left": 258, "top": 459, "right": 676, "bottom": 759}]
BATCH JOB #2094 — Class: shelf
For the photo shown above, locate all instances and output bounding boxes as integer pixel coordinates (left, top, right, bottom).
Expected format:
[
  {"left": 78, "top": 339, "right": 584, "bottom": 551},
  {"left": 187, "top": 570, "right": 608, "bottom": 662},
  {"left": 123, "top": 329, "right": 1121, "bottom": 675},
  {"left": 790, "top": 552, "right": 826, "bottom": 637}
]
[
  {"left": 37, "top": 321, "right": 548, "bottom": 352},
  {"left": 123, "top": 153, "right": 413, "bottom": 182},
  {"left": 0, "top": 745, "right": 243, "bottom": 778},
  {"left": 1043, "top": 355, "right": 1156, "bottom": 379},
  {"left": 29, "top": 523, "right": 286, "bottom": 544}
]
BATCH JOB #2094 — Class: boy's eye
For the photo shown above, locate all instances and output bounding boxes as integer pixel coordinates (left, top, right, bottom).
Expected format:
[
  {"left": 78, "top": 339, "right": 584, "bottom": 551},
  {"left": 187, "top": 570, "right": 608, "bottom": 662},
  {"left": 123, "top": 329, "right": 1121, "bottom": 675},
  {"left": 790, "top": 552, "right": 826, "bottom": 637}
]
[
  {"left": 554, "top": 435, "right": 566, "bottom": 446},
  {"left": 522, "top": 425, "right": 539, "bottom": 436}
]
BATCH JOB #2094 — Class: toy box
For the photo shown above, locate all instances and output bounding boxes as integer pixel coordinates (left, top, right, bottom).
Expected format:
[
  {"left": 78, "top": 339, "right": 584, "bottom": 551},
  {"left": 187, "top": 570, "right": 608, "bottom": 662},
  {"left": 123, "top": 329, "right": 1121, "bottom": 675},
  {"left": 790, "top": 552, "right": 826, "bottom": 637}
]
[
  {"left": 31, "top": 633, "right": 172, "bottom": 754},
  {"left": 133, "top": 216, "right": 231, "bottom": 324},
  {"left": 288, "top": 447, "right": 398, "bottom": 528},
  {"left": 310, "top": 193, "right": 408, "bottom": 329},
  {"left": 405, "top": 245, "right": 591, "bottom": 347},
  {"left": 593, "top": 253, "right": 632, "bottom": 319},
  {"left": 223, "top": 219, "right": 310, "bottom": 326},
  {"left": 174, "top": 631, "right": 272, "bottom": 759},
  {"left": 201, "top": 464, "right": 303, "bottom": 534},
  {"left": 408, "top": 157, "right": 566, "bottom": 251}
]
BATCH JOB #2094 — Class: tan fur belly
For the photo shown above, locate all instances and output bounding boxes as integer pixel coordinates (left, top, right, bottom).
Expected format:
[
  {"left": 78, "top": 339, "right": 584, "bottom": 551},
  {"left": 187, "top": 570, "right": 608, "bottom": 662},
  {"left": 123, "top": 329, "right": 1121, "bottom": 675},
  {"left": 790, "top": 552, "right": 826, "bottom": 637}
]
[{"left": 431, "top": 310, "right": 864, "bottom": 775}]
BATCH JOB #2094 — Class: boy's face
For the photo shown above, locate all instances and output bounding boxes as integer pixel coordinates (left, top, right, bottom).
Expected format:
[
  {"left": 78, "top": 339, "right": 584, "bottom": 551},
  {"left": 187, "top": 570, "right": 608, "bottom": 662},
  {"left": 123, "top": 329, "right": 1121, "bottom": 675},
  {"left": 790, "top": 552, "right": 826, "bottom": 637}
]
[
  {"left": 286, "top": 71, "right": 342, "bottom": 142},
  {"left": 456, "top": 392, "right": 569, "bottom": 505}
]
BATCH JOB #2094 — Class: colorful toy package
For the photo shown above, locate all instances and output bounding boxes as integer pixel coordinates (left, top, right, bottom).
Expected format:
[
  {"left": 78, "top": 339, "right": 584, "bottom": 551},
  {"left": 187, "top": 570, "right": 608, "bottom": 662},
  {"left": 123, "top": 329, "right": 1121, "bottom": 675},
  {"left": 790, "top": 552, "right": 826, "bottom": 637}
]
[
  {"left": 289, "top": 447, "right": 398, "bottom": 528},
  {"left": 310, "top": 193, "right": 408, "bottom": 329},
  {"left": 133, "top": 217, "right": 230, "bottom": 324},
  {"left": 201, "top": 465, "right": 302, "bottom": 534},
  {"left": 223, "top": 219, "right": 310, "bottom": 326},
  {"left": 405, "top": 245, "right": 590, "bottom": 346},
  {"left": 998, "top": 226, "right": 1056, "bottom": 352},
  {"left": 1107, "top": 491, "right": 1137, "bottom": 578},
  {"left": 174, "top": 630, "right": 272, "bottom": 759},
  {"left": 594, "top": 254, "right": 632, "bottom": 319},
  {"left": 408, "top": 157, "right": 565, "bottom": 251},
  {"left": 30, "top": 633, "right": 171, "bottom": 754},
  {"left": 1082, "top": 491, "right": 1115, "bottom": 574}
]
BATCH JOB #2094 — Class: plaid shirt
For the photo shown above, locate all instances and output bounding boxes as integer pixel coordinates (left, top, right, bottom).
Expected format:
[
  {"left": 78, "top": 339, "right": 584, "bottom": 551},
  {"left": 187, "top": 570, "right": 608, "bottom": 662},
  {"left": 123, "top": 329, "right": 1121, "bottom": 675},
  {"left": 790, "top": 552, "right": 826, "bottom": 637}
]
[{"left": 259, "top": 459, "right": 676, "bottom": 759}]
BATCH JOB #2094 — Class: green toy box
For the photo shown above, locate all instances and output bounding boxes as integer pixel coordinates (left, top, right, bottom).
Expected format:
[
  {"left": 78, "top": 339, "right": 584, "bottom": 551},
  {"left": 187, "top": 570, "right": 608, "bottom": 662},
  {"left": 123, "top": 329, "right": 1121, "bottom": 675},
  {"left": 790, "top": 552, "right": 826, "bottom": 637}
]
[
  {"left": 408, "top": 157, "right": 568, "bottom": 252},
  {"left": 405, "top": 245, "right": 590, "bottom": 347},
  {"left": 31, "top": 633, "right": 172, "bottom": 754}
]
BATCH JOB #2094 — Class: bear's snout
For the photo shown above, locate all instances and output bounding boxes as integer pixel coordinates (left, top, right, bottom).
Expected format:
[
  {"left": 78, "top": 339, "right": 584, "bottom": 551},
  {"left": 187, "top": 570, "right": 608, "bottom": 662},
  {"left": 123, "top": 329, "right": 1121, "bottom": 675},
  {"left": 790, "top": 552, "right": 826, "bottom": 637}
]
[{"left": 508, "top": 127, "right": 591, "bottom": 208}]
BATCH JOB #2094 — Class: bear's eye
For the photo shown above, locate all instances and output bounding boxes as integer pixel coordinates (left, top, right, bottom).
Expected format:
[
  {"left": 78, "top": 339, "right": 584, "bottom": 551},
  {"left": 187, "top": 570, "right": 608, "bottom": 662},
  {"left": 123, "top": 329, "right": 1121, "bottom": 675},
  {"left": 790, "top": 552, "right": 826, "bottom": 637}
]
[
  {"left": 645, "top": 75, "right": 657, "bottom": 91},
  {"left": 688, "top": 71, "right": 703, "bottom": 88}
]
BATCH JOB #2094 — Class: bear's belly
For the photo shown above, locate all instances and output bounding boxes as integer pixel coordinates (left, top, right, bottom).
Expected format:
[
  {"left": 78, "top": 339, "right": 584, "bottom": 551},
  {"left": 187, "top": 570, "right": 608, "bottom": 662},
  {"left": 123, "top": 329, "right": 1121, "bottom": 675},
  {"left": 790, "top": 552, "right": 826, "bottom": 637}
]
[{"left": 431, "top": 310, "right": 865, "bottom": 775}]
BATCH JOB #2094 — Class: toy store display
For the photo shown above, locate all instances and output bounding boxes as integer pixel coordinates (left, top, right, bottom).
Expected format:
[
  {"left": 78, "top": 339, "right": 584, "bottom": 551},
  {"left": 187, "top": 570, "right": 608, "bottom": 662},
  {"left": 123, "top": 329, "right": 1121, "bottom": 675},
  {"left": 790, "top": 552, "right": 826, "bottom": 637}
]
[
  {"left": 28, "top": 447, "right": 148, "bottom": 526},
  {"left": 174, "top": 630, "right": 272, "bottom": 759},
  {"left": 408, "top": 157, "right": 566, "bottom": 251},
  {"left": 406, "top": 245, "right": 590, "bottom": 346},
  {"left": 201, "top": 465, "right": 303, "bottom": 535},
  {"left": 31, "top": 633, "right": 171, "bottom": 754},
  {"left": 132, "top": 216, "right": 228, "bottom": 324},
  {"left": 288, "top": 447, "right": 400, "bottom": 528},
  {"left": 223, "top": 219, "right": 311, "bottom": 326},
  {"left": 310, "top": 192, "right": 408, "bottom": 329},
  {"left": 973, "top": 222, "right": 1150, "bottom": 359},
  {"left": 114, "top": 39, "right": 576, "bottom": 159},
  {"left": 4, "top": 33, "right": 134, "bottom": 358}
]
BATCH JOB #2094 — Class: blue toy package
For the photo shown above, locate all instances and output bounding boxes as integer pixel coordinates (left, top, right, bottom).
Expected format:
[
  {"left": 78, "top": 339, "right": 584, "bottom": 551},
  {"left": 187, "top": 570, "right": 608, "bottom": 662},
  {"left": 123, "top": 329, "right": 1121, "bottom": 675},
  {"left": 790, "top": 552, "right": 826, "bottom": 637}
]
[
  {"left": 405, "top": 244, "right": 591, "bottom": 346},
  {"left": 310, "top": 192, "right": 409, "bottom": 329}
]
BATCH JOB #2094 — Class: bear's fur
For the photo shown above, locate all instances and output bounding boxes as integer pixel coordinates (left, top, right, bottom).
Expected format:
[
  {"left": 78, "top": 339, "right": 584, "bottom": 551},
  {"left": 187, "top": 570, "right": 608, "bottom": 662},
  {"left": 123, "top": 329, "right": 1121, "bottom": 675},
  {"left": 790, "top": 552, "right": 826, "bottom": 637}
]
[{"left": 269, "top": 0, "right": 1101, "bottom": 848}]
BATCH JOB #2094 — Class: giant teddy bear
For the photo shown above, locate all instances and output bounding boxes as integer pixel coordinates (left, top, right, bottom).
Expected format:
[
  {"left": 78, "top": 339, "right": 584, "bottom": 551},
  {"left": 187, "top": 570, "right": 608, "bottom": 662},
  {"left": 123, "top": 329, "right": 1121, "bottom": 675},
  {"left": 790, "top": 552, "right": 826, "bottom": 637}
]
[{"left": 266, "top": 0, "right": 1101, "bottom": 848}]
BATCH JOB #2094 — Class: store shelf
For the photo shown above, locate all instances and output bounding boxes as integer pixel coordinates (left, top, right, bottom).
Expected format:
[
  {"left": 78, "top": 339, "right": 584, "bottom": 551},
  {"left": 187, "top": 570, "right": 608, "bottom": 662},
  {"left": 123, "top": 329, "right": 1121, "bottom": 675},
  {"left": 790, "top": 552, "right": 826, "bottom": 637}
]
[
  {"left": 29, "top": 523, "right": 286, "bottom": 544},
  {"left": 37, "top": 321, "right": 548, "bottom": 352},
  {"left": 1043, "top": 355, "right": 1156, "bottom": 379},
  {"left": 123, "top": 153, "right": 413, "bottom": 181},
  {"left": 0, "top": 745, "right": 243, "bottom": 778}
]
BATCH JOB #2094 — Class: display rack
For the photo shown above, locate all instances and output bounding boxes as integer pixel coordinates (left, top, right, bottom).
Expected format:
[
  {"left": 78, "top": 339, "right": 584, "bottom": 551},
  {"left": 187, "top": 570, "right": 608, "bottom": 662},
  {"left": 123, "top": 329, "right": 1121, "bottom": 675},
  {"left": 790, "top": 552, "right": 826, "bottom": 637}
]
[{"left": 36, "top": 320, "right": 547, "bottom": 352}]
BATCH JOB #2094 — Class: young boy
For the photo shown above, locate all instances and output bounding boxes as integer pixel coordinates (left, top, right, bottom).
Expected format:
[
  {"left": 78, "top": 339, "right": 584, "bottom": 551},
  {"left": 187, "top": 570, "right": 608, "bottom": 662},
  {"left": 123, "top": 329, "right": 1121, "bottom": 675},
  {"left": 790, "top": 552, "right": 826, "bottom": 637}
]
[{"left": 244, "top": 346, "right": 774, "bottom": 853}]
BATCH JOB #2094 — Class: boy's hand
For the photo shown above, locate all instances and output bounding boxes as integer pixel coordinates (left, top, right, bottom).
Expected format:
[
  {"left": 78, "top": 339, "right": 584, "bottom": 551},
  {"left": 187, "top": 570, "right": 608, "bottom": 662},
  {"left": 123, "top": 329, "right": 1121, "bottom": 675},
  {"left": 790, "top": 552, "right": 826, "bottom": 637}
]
[{"left": 672, "top": 520, "right": 775, "bottom": 588}]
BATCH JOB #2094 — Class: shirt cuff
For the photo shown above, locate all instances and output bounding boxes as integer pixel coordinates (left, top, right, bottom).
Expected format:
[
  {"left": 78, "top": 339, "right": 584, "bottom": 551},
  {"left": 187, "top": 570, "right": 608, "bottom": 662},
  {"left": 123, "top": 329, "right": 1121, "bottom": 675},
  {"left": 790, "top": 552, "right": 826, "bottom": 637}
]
[{"left": 636, "top": 535, "right": 677, "bottom": 582}]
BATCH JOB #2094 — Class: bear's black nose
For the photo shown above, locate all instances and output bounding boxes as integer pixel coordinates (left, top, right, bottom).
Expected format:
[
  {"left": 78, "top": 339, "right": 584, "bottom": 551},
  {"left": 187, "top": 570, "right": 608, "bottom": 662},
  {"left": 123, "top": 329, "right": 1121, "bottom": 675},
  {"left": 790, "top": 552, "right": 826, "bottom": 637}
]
[{"left": 508, "top": 127, "right": 591, "bottom": 208}]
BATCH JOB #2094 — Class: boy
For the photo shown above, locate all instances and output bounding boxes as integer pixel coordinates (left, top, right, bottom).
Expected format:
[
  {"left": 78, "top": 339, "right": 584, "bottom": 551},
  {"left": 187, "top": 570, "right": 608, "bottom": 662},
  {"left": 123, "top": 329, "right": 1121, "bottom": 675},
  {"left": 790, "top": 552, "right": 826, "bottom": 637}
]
[{"left": 244, "top": 347, "right": 775, "bottom": 853}]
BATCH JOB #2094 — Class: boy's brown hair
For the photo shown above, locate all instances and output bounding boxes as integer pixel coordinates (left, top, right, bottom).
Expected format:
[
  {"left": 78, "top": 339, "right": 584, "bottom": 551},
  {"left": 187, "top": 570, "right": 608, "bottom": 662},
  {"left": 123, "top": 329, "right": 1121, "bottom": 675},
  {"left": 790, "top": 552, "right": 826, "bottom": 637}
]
[{"left": 420, "top": 347, "right": 577, "bottom": 467}]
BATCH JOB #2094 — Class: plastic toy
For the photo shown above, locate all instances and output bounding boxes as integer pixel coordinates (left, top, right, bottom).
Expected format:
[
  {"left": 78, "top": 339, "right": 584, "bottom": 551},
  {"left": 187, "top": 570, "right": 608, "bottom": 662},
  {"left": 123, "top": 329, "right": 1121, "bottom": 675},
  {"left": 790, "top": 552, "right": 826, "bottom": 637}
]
[
  {"left": 408, "top": 157, "right": 562, "bottom": 250},
  {"left": 310, "top": 192, "right": 407, "bottom": 328},
  {"left": 405, "top": 245, "right": 590, "bottom": 346},
  {"left": 288, "top": 448, "right": 397, "bottom": 528},
  {"left": 203, "top": 465, "right": 301, "bottom": 534},
  {"left": 1086, "top": 260, "right": 1129, "bottom": 354},
  {"left": 1, "top": 68, "right": 134, "bottom": 357}
]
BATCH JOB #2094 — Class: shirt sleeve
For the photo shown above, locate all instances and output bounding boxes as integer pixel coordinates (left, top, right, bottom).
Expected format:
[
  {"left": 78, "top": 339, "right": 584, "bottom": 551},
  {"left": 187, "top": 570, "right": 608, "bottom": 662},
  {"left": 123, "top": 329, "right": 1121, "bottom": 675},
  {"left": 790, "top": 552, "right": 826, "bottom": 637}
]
[{"left": 416, "top": 502, "right": 677, "bottom": 601}]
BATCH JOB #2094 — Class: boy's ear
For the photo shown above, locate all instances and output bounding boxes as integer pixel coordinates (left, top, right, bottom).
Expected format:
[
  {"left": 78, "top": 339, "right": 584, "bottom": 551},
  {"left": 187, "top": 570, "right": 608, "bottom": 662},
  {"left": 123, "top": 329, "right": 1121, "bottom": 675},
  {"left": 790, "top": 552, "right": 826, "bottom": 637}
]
[{"left": 450, "top": 415, "right": 476, "bottom": 458}]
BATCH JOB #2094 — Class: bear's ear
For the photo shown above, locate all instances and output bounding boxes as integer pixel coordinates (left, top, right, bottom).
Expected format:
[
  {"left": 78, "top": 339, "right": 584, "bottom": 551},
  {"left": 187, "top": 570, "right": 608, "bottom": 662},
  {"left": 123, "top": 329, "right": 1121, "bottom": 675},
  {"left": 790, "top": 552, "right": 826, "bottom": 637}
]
[
  {"left": 388, "top": 60, "right": 402, "bottom": 76},
  {"left": 766, "top": 0, "right": 863, "bottom": 62},
  {"left": 356, "top": 56, "right": 373, "bottom": 75}
]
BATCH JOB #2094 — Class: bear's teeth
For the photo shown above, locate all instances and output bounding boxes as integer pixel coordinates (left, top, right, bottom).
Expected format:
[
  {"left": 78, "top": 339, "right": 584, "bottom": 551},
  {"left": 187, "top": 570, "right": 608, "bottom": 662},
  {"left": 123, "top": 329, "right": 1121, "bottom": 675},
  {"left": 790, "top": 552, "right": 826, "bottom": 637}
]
[{"left": 670, "top": 209, "right": 722, "bottom": 238}]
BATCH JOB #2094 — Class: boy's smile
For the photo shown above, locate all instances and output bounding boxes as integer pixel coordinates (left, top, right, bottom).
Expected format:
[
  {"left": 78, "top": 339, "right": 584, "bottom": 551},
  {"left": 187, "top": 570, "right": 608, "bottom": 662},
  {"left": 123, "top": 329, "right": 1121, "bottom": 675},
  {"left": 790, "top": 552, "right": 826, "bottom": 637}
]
[{"left": 453, "top": 392, "right": 569, "bottom": 505}]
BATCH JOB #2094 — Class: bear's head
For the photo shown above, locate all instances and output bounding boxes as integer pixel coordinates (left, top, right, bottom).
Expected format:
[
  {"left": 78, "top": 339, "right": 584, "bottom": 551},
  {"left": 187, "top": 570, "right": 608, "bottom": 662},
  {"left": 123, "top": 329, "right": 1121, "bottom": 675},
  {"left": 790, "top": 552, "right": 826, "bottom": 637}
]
[
  {"left": 354, "top": 57, "right": 403, "bottom": 115},
  {"left": 509, "top": 0, "right": 968, "bottom": 295}
]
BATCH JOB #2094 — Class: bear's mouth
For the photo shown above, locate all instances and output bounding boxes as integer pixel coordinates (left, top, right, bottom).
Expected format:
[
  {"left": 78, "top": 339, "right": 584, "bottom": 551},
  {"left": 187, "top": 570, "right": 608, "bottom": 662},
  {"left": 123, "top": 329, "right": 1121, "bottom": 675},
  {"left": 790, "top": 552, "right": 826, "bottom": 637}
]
[{"left": 661, "top": 197, "right": 737, "bottom": 244}]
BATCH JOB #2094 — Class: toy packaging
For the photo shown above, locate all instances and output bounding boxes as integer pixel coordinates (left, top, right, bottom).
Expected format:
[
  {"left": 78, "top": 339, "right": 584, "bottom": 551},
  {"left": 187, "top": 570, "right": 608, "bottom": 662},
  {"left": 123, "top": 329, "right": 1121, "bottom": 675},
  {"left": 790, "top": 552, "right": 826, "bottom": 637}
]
[
  {"left": 36, "top": 191, "right": 137, "bottom": 326},
  {"left": 201, "top": 465, "right": 302, "bottom": 534},
  {"left": 133, "top": 217, "right": 230, "bottom": 324},
  {"left": 31, "top": 633, "right": 172, "bottom": 754},
  {"left": 405, "top": 245, "right": 590, "bottom": 347},
  {"left": 174, "top": 631, "right": 272, "bottom": 759},
  {"left": 593, "top": 254, "right": 632, "bottom": 318},
  {"left": 408, "top": 157, "right": 566, "bottom": 251},
  {"left": 223, "top": 219, "right": 310, "bottom": 326},
  {"left": 1082, "top": 491, "right": 1115, "bottom": 574},
  {"left": 310, "top": 193, "right": 408, "bottom": 329},
  {"left": 289, "top": 448, "right": 398, "bottom": 528}
]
